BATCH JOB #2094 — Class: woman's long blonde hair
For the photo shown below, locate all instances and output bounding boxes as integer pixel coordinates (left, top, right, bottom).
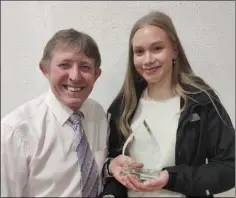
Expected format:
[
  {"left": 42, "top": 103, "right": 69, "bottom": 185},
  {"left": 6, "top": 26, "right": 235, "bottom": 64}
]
[{"left": 113, "top": 11, "right": 223, "bottom": 138}]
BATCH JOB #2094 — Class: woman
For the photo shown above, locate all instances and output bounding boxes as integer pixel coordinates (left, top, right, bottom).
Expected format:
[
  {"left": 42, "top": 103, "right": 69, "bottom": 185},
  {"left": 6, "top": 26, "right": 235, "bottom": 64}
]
[{"left": 100, "top": 11, "right": 235, "bottom": 198}]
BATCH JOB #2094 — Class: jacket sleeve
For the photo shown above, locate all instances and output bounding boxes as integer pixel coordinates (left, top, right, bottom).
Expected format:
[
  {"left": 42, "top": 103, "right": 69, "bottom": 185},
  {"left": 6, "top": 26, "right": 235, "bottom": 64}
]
[
  {"left": 163, "top": 102, "right": 235, "bottom": 196},
  {"left": 99, "top": 113, "right": 128, "bottom": 198}
]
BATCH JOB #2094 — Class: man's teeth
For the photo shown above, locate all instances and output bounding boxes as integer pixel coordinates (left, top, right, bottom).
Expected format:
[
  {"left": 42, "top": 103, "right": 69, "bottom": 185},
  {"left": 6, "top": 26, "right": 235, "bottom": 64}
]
[{"left": 67, "top": 86, "right": 81, "bottom": 92}]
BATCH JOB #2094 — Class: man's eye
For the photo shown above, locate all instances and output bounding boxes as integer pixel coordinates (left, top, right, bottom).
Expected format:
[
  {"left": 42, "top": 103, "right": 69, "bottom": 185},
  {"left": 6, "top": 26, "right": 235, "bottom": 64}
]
[
  {"left": 81, "top": 65, "right": 91, "bottom": 70},
  {"left": 59, "top": 63, "right": 70, "bottom": 68}
]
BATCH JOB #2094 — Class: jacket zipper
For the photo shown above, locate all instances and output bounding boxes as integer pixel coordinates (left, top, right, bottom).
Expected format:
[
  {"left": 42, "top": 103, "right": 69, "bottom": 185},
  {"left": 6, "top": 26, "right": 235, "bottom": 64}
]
[{"left": 175, "top": 103, "right": 200, "bottom": 163}]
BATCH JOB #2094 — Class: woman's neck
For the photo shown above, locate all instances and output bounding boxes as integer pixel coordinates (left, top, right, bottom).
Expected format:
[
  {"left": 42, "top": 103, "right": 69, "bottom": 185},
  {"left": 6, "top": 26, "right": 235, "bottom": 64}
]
[{"left": 144, "top": 79, "right": 176, "bottom": 101}]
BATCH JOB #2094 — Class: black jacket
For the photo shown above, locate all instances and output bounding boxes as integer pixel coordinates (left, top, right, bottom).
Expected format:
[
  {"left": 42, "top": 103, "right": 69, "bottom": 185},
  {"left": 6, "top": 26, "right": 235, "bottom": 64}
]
[{"left": 100, "top": 83, "right": 235, "bottom": 197}]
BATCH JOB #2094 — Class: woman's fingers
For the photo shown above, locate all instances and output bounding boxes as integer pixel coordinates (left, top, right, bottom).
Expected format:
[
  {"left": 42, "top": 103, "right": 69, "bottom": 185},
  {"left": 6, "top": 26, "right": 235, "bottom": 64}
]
[
  {"left": 127, "top": 174, "right": 149, "bottom": 191},
  {"left": 113, "top": 170, "right": 138, "bottom": 191},
  {"left": 116, "top": 173, "right": 163, "bottom": 192},
  {"left": 122, "top": 175, "right": 140, "bottom": 192},
  {"left": 142, "top": 178, "right": 165, "bottom": 191},
  {"left": 128, "top": 161, "right": 144, "bottom": 169}
]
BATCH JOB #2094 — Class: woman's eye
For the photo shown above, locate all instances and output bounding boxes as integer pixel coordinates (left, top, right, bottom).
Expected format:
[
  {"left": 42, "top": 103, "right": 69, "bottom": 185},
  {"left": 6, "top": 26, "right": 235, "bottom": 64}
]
[
  {"left": 134, "top": 50, "right": 144, "bottom": 55},
  {"left": 153, "top": 46, "right": 162, "bottom": 52}
]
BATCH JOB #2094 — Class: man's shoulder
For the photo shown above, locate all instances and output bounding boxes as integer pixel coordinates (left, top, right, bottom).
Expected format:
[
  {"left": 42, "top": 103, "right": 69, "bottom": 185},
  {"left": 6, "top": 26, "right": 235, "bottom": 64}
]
[
  {"left": 82, "top": 98, "right": 107, "bottom": 119},
  {"left": 83, "top": 98, "right": 105, "bottom": 112},
  {"left": 1, "top": 93, "right": 47, "bottom": 128}
]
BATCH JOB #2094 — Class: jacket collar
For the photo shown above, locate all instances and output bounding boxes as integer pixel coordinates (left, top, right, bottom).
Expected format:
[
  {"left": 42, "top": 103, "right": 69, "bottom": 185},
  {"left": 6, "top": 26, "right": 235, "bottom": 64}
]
[{"left": 108, "top": 81, "right": 215, "bottom": 118}]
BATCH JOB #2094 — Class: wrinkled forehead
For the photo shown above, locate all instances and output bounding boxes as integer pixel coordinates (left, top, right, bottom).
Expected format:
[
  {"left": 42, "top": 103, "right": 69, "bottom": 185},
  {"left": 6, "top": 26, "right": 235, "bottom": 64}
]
[
  {"left": 52, "top": 42, "right": 84, "bottom": 56},
  {"left": 50, "top": 43, "right": 94, "bottom": 64}
]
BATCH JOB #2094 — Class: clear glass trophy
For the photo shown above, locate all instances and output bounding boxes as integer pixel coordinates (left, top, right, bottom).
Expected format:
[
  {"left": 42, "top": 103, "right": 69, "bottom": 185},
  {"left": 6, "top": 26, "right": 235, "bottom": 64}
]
[{"left": 120, "top": 120, "right": 162, "bottom": 181}]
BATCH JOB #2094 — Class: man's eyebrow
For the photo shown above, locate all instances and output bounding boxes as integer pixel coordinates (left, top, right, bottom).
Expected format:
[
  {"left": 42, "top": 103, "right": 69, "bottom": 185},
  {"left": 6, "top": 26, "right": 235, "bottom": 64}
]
[
  {"left": 59, "top": 59, "right": 73, "bottom": 62},
  {"left": 80, "top": 60, "right": 92, "bottom": 65},
  {"left": 58, "top": 59, "right": 91, "bottom": 64}
]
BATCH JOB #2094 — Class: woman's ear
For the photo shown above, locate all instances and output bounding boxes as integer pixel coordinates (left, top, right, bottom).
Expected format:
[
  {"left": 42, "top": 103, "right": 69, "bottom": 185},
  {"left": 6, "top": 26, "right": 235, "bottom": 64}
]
[{"left": 172, "top": 42, "right": 179, "bottom": 58}]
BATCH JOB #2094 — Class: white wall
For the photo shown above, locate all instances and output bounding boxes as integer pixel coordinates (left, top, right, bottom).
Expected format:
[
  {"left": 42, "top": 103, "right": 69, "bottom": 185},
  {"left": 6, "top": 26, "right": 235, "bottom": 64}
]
[{"left": 1, "top": 1, "right": 235, "bottom": 196}]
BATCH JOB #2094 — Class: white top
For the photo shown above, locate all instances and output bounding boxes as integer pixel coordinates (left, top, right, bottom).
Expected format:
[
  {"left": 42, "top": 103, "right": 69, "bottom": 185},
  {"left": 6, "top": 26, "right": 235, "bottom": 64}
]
[
  {"left": 125, "top": 93, "right": 185, "bottom": 197},
  {"left": 1, "top": 89, "right": 109, "bottom": 197}
]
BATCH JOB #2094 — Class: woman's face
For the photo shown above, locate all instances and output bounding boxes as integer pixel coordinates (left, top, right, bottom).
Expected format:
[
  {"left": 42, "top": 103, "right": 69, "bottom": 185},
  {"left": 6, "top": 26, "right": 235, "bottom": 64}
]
[{"left": 132, "top": 24, "right": 177, "bottom": 86}]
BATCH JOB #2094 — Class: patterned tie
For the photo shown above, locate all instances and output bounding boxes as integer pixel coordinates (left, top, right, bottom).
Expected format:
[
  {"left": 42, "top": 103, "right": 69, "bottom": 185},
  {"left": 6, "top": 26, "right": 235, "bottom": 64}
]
[{"left": 69, "top": 112, "right": 99, "bottom": 197}]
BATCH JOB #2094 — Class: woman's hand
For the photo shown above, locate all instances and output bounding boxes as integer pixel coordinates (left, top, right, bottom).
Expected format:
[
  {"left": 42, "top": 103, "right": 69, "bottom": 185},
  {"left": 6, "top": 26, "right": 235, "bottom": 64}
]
[
  {"left": 109, "top": 155, "right": 144, "bottom": 191},
  {"left": 110, "top": 157, "right": 169, "bottom": 193},
  {"left": 109, "top": 155, "right": 169, "bottom": 192},
  {"left": 125, "top": 169, "right": 169, "bottom": 192}
]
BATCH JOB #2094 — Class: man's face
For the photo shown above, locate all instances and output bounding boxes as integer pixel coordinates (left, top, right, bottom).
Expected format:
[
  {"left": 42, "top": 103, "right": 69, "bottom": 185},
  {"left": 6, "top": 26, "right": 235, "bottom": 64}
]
[{"left": 40, "top": 46, "right": 101, "bottom": 110}]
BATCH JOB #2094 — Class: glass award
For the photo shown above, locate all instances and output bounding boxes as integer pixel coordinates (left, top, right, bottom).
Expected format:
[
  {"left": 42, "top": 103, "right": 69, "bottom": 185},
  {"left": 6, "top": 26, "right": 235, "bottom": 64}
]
[{"left": 120, "top": 120, "right": 161, "bottom": 181}]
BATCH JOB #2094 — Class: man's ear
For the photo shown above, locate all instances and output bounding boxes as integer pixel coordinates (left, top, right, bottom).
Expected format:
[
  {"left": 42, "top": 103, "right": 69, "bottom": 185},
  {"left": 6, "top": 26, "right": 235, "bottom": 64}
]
[
  {"left": 95, "top": 68, "right": 102, "bottom": 81},
  {"left": 39, "top": 62, "right": 49, "bottom": 79}
]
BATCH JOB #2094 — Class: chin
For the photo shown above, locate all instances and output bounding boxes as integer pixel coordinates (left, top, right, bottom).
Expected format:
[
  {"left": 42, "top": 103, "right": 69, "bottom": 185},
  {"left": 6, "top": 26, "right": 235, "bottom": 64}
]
[
  {"left": 144, "top": 78, "right": 160, "bottom": 84},
  {"left": 64, "top": 98, "right": 84, "bottom": 110},
  {"left": 68, "top": 103, "right": 83, "bottom": 110}
]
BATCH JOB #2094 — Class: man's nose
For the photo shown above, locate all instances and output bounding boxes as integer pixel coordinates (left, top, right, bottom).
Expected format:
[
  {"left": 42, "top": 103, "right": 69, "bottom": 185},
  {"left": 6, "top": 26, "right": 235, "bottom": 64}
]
[{"left": 69, "top": 65, "right": 81, "bottom": 82}]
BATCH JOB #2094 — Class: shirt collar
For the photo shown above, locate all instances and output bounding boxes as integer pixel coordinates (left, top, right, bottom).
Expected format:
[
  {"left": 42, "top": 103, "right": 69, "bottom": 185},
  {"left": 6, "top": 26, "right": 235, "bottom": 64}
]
[{"left": 45, "top": 88, "right": 86, "bottom": 126}]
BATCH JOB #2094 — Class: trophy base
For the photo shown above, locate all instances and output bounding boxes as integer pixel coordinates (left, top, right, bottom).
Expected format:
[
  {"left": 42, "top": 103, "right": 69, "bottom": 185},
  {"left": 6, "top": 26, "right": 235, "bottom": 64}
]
[{"left": 120, "top": 167, "right": 160, "bottom": 180}]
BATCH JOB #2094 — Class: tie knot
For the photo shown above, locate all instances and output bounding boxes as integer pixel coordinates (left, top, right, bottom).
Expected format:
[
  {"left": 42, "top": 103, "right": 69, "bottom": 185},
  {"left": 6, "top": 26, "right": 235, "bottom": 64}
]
[{"left": 69, "top": 112, "right": 83, "bottom": 125}]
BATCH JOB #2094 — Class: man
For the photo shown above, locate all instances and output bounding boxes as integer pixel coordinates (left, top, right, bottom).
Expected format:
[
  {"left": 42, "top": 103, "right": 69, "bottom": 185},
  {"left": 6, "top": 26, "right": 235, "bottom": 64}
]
[{"left": 1, "top": 28, "right": 109, "bottom": 197}]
